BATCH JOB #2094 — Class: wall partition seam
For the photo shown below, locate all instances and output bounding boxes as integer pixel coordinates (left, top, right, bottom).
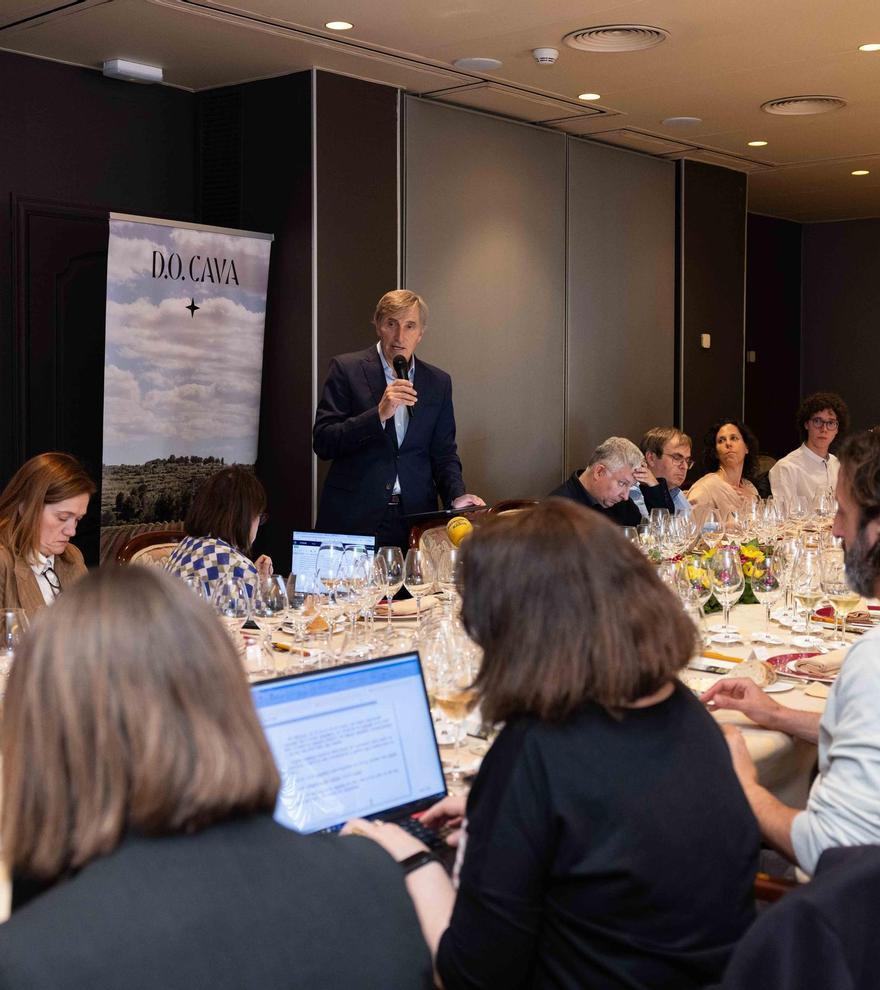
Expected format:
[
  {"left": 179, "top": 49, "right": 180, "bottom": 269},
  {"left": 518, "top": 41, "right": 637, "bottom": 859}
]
[
  {"left": 310, "top": 67, "right": 319, "bottom": 525},
  {"left": 398, "top": 90, "right": 404, "bottom": 286},
  {"left": 677, "top": 162, "right": 685, "bottom": 429},
  {"left": 741, "top": 173, "right": 749, "bottom": 423},
  {"left": 562, "top": 135, "right": 570, "bottom": 477}
]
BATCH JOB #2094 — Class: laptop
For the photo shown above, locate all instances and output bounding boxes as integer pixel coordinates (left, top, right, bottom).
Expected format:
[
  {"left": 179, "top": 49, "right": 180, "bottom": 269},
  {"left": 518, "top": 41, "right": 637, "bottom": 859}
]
[
  {"left": 290, "top": 530, "right": 376, "bottom": 583},
  {"left": 251, "top": 651, "right": 447, "bottom": 837}
]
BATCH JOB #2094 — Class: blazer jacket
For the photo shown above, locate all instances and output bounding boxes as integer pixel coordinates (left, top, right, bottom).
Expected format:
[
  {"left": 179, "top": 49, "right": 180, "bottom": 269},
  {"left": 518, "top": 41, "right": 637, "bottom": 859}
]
[
  {"left": 313, "top": 346, "right": 465, "bottom": 535},
  {"left": 0, "top": 543, "right": 87, "bottom": 619}
]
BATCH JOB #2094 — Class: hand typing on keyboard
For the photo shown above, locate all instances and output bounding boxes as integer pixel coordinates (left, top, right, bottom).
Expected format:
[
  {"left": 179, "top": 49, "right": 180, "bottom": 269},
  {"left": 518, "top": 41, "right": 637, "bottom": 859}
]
[{"left": 417, "top": 795, "right": 467, "bottom": 848}]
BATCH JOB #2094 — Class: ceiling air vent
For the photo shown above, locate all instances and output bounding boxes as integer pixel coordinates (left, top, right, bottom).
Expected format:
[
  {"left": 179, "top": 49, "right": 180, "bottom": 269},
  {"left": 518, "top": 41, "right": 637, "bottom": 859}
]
[
  {"left": 761, "top": 96, "right": 847, "bottom": 115},
  {"left": 563, "top": 25, "right": 669, "bottom": 53}
]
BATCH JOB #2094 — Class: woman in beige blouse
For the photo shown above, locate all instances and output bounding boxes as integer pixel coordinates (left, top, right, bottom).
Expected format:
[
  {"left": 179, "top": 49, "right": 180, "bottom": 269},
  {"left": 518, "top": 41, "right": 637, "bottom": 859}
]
[
  {"left": 0, "top": 452, "right": 95, "bottom": 618},
  {"left": 687, "top": 420, "right": 760, "bottom": 525}
]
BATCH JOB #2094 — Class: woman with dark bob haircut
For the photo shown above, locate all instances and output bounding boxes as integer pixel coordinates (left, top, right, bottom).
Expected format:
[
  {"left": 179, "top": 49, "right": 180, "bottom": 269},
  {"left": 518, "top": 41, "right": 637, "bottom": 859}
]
[
  {"left": 0, "top": 452, "right": 95, "bottom": 618},
  {"left": 0, "top": 567, "right": 432, "bottom": 990},
  {"left": 345, "top": 500, "right": 759, "bottom": 990},
  {"left": 687, "top": 418, "right": 761, "bottom": 522},
  {"left": 165, "top": 465, "right": 273, "bottom": 595}
]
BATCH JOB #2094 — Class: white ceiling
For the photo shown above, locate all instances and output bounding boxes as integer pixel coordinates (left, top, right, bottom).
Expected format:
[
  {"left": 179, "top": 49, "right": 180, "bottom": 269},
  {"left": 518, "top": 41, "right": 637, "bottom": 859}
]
[{"left": 4, "top": 0, "right": 880, "bottom": 221}]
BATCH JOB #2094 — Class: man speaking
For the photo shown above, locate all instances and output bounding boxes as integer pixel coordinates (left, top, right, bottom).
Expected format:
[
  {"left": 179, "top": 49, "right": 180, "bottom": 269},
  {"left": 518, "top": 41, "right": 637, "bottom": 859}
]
[{"left": 313, "top": 290, "right": 483, "bottom": 549}]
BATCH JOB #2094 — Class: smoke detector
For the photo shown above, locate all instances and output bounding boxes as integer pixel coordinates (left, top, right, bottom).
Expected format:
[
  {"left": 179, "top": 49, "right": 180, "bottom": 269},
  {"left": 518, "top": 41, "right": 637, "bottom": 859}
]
[
  {"left": 563, "top": 25, "right": 669, "bottom": 53},
  {"left": 532, "top": 47, "right": 559, "bottom": 65},
  {"left": 761, "top": 95, "right": 847, "bottom": 115}
]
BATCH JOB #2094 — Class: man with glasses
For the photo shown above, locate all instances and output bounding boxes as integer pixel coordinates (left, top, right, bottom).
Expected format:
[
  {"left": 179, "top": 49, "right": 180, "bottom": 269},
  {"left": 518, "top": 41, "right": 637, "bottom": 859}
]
[
  {"left": 769, "top": 392, "right": 849, "bottom": 505},
  {"left": 631, "top": 427, "right": 693, "bottom": 518},
  {"left": 548, "top": 436, "right": 673, "bottom": 526}
]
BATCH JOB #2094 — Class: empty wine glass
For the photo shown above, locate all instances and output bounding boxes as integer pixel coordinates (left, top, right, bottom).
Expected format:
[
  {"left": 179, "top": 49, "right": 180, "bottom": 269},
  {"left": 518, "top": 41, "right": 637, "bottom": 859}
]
[
  {"left": 700, "top": 508, "right": 723, "bottom": 550},
  {"left": 708, "top": 546, "right": 744, "bottom": 644},
  {"left": 749, "top": 554, "right": 785, "bottom": 645},
  {"left": 434, "top": 545, "right": 462, "bottom": 611},
  {"left": 1, "top": 607, "right": 30, "bottom": 675},
  {"left": 404, "top": 548, "right": 435, "bottom": 631},
  {"left": 376, "top": 546, "right": 404, "bottom": 633},
  {"left": 211, "top": 576, "right": 254, "bottom": 669}
]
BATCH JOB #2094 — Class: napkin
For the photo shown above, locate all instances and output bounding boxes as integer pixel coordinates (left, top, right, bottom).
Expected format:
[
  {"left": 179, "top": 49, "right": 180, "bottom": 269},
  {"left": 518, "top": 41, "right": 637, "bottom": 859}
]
[
  {"left": 792, "top": 647, "right": 848, "bottom": 677},
  {"left": 374, "top": 595, "right": 440, "bottom": 617}
]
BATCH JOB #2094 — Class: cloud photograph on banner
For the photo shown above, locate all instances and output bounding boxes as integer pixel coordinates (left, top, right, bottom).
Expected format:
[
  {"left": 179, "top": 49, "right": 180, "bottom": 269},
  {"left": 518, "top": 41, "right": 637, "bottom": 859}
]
[{"left": 101, "top": 217, "right": 273, "bottom": 545}]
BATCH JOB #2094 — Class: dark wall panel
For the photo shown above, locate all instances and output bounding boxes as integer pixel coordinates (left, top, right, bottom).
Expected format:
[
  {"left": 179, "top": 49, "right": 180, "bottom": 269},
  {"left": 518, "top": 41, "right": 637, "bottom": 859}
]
[
  {"left": 679, "top": 161, "right": 747, "bottom": 471},
  {"left": 745, "top": 214, "right": 802, "bottom": 458},
  {"left": 802, "top": 219, "right": 880, "bottom": 435},
  {"left": 206, "top": 73, "right": 313, "bottom": 570},
  {"left": 313, "top": 73, "right": 399, "bottom": 521},
  {"left": 0, "top": 50, "right": 196, "bottom": 543}
]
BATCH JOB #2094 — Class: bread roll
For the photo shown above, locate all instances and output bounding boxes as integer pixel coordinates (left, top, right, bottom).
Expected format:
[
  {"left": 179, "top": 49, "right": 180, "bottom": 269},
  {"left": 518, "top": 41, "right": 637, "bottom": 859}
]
[{"left": 722, "top": 659, "right": 777, "bottom": 687}]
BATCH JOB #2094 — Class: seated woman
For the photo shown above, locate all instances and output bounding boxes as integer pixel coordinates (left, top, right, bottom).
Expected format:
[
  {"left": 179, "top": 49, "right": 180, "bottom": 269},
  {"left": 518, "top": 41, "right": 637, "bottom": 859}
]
[
  {"left": 687, "top": 419, "right": 760, "bottom": 523},
  {"left": 346, "top": 500, "right": 759, "bottom": 990},
  {"left": 0, "top": 452, "right": 95, "bottom": 617},
  {"left": 165, "top": 466, "right": 272, "bottom": 595},
  {"left": 0, "top": 567, "right": 432, "bottom": 990}
]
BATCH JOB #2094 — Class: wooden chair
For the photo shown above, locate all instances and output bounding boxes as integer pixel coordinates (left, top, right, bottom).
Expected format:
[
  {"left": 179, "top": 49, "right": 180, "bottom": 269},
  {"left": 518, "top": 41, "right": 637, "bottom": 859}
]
[
  {"left": 487, "top": 498, "right": 540, "bottom": 516},
  {"left": 407, "top": 508, "right": 490, "bottom": 551},
  {"left": 116, "top": 528, "right": 185, "bottom": 566}
]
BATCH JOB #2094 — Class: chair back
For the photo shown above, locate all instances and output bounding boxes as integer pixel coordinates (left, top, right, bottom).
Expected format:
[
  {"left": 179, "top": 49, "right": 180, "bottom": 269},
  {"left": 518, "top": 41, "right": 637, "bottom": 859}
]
[{"left": 116, "top": 528, "right": 185, "bottom": 566}]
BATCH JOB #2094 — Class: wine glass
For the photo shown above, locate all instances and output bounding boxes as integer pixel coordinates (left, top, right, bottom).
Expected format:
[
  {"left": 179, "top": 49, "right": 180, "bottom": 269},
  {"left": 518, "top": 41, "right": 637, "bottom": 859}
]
[
  {"left": 723, "top": 509, "right": 745, "bottom": 546},
  {"left": 376, "top": 546, "right": 404, "bottom": 634},
  {"left": 820, "top": 548, "right": 860, "bottom": 647},
  {"left": 252, "top": 575, "right": 289, "bottom": 674},
  {"left": 211, "top": 576, "right": 254, "bottom": 669},
  {"left": 404, "top": 548, "right": 435, "bottom": 631},
  {"left": 790, "top": 546, "right": 825, "bottom": 648},
  {"left": 1, "top": 607, "right": 30, "bottom": 676},
  {"left": 434, "top": 546, "right": 462, "bottom": 611},
  {"left": 620, "top": 526, "right": 639, "bottom": 545},
  {"left": 700, "top": 508, "right": 723, "bottom": 550},
  {"left": 708, "top": 546, "right": 745, "bottom": 644},
  {"left": 433, "top": 644, "right": 478, "bottom": 782},
  {"left": 749, "top": 554, "right": 785, "bottom": 645}
]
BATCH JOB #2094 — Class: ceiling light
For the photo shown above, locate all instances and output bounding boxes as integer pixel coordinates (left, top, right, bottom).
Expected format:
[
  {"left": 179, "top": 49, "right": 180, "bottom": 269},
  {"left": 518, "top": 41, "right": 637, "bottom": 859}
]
[
  {"left": 578, "top": 92, "right": 601, "bottom": 101},
  {"left": 858, "top": 43, "right": 880, "bottom": 52},
  {"left": 325, "top": 20, "right": 353, "bottom": 30},
  {"left": 662, "top": 116, "right": 701, "bottom": 126},
  {"left": 102, "top": 59, "right": 163, "bottom": 84},
  {"left": 852, "top": 169, "right": 870, "bottom": 176},
  {"left": 453, "top": 57, "right": 503, "bottom": 71},
  {"left": 747, "top": 140, "right": 768, "bottom": 147}
]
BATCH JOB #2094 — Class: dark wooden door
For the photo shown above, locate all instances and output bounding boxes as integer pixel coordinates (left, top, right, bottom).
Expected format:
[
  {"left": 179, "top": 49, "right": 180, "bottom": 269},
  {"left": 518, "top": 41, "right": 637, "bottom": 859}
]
[{"left": 12, "top": 197, "right": 108, "bottom": 565}]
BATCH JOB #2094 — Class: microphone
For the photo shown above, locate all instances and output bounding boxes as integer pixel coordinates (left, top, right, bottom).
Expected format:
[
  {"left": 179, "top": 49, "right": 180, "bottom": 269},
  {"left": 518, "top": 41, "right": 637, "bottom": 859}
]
[{"left": 392, "top": 354, "right": 412, "bottom": 418}]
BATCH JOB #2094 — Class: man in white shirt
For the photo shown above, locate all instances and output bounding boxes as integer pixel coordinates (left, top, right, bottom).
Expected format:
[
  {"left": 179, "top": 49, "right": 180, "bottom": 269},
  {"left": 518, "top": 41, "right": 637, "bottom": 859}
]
[
  {"left": 703, "top": 429, "right": 880, "bottom": 876},
  {"left": 769, "top": 392, "right": 849, "bottom": 506}
]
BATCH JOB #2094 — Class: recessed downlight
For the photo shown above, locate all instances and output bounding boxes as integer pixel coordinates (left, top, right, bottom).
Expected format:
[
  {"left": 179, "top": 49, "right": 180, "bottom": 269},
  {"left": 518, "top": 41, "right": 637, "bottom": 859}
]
[
  {"left": 325, "top": 20, "right": 353, "bottom": 30},
  {"left": 662, "top": 116, "right": 701, "bottom": 126},
  {"left": 578, "top": 92, "right": 601, "bottom": 101},
  {"left": 748, "top": 140, "right": 768, "bottom": 147},
  {"left": 852, "top": 169, "right": 870, "bottom": 176},
  {"left": 859, "top": 43, "right": 880, "bottom": 52},
  {"left": 453, "top": 57, "right": 503, "bottom": 71}
]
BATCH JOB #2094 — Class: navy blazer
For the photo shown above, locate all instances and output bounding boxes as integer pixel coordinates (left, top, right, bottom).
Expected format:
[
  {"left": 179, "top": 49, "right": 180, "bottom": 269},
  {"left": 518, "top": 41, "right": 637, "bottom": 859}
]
[{"left": 314, "top": 346, "right": 465, "bottom": 535}]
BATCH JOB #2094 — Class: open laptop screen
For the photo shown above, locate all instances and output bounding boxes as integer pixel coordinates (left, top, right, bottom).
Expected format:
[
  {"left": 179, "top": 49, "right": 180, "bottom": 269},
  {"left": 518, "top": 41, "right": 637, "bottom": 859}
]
[
  {"left": 251, "top": 652, "right": 446, "bottom": 834},
  {"left": 291, "top": 531, "right": 375, "bottom": 584}
]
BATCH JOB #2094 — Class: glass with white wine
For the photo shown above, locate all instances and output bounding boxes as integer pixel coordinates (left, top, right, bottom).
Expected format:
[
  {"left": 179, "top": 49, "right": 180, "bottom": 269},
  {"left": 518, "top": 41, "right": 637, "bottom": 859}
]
[
  {"left": 433, "top": 647, "right": 478, "bottom": 782},
  {"left": 820, "top": 548, "right": 861, "bottom": 647},
  {"left": 790, "top": 546, "right": 825, "bottom": 649}
]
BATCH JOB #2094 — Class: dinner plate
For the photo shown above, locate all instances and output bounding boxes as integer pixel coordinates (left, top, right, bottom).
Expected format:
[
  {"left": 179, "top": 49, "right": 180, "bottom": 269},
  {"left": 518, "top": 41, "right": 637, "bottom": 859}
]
[{"left": 766, "top": 652, "right": 836, "bottom": 684}]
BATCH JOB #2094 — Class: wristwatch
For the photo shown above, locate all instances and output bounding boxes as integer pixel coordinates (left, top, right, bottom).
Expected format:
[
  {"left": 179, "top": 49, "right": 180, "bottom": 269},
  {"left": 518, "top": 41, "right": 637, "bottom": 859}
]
[{"left": 398, "top": 850, "right": 440, "bottom": 875}]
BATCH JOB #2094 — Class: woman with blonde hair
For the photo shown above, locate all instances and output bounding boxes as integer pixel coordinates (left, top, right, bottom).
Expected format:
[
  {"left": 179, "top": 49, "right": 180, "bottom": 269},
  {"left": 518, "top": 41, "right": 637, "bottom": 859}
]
[
  {"left": 0, "top": 451, "right": 95, "bottom": 617},
  {"left": 0, "top": 566, "right": 431, "bottom": 990}
]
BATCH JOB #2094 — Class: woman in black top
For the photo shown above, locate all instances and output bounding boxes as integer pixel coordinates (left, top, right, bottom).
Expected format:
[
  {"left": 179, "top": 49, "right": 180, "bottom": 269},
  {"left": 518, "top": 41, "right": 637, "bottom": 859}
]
[{"left": 347, "top": 499, "right": 758, "bottom": 990}]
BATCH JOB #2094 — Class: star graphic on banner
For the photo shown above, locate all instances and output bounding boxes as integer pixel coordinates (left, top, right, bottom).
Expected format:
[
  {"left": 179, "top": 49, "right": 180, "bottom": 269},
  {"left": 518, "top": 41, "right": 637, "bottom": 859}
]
[{"left": 186, "top": 298, "right": 200, "bottom": 318}]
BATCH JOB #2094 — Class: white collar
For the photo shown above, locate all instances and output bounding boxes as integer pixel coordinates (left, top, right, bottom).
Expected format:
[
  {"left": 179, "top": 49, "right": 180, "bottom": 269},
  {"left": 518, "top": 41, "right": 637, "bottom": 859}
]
[
  {"left": 376, "top": 342, "right": 414, "bottom": 377},
  {"left": 800, "top": 443, "right": 831, "bottom": 466}
]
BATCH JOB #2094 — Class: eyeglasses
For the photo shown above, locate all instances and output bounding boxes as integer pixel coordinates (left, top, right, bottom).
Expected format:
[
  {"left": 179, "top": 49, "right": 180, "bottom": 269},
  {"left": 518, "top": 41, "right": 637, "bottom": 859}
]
[
  {"left": 664, "top": 452, "right": 695, "bottom": 468},
  {"left": 41, "top": 565, "right": 61, "bottom": 599},
  {"left": 810, "top": 417, "right": 839, "bottom": 430},
  {"left": 258, "top": 512, "right": 270, "bottom": 526}
]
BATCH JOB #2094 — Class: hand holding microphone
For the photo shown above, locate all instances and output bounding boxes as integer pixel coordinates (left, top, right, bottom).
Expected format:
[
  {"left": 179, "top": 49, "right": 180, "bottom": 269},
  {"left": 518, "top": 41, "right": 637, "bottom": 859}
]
[{"left": 378, "top": 356, "right": 417, "bottom": 423}]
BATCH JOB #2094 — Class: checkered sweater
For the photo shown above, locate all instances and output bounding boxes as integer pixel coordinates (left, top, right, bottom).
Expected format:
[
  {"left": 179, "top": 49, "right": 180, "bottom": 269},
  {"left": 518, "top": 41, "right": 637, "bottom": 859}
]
[{"left": 165, "top": 535, "right": 258, "bottom": 596}]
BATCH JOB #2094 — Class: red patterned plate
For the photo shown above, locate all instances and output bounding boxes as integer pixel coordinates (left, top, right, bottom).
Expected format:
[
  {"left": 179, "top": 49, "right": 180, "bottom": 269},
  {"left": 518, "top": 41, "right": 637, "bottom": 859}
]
[{"left": 767, "top": 652, "right": 836, "bottom": 684}]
